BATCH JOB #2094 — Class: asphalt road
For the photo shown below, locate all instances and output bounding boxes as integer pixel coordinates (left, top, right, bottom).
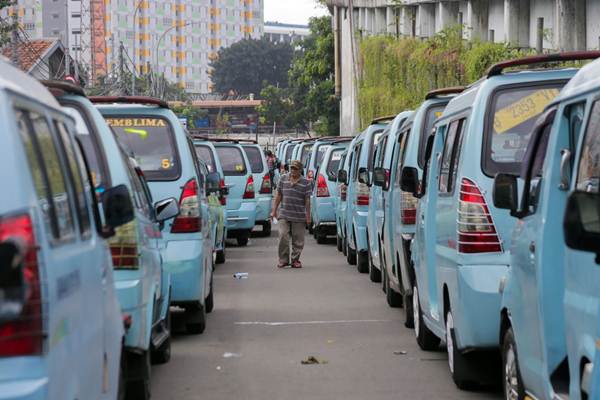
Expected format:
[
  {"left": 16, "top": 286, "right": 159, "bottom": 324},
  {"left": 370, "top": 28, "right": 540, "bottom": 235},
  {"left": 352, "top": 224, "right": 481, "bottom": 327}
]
[{"left": 151, "top": 232, "right": 502, "bottom": 400}]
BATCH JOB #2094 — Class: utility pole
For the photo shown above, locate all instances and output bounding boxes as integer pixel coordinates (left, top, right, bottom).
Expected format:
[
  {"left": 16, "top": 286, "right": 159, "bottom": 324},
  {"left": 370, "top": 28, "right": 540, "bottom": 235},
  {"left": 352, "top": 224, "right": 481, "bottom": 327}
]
[{"left": 119, "top": 41, "right": 124, "bottom": 93}]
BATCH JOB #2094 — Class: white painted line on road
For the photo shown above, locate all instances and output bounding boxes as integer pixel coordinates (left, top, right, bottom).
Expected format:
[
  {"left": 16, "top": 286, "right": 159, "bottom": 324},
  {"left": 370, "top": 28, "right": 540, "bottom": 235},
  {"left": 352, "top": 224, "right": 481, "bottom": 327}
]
[{"left": 234, "top": 319, "right": 393, "bottom": 327}]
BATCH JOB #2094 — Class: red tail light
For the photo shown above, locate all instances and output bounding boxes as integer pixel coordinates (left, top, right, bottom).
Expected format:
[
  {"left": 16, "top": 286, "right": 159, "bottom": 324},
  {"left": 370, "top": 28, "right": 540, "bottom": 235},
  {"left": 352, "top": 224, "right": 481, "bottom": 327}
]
[
  {"left": 110, "top": 241, "right": 138, "bottom": 268},
  {"left": 171, "top": 178, "right": 201, "bottom": 233},
  {"left": 385, "top": 168, "right": 391, "bottom": 190},
  {"left": 355, "top": 182, "right": 369, "bottom": 206},
  {"left": 219, "top": 179, "right": 227, "bottom": 206},
  {"left": 259, "top": 174, "right": 272, "bottom": 194},
  {"left": 457, "top": 178, "right": 502, "bottom": 253},
  {"left": 317, "top": 174, "right": 330, "bottom": 197},
  {"left": 0, "top": 214, "right": 43, "bottom": 357},
  {"left": 401, "top": 191, "right": 418, "bottom": 225},
  {"left": 340, "top": 185, "right": 347, "bottom": 201},
  {"left": 307, "top": 170, "right": 314, "bottom": 180},
  {"left": 243, "top": 175, "right": 255, "bottom": 199}
]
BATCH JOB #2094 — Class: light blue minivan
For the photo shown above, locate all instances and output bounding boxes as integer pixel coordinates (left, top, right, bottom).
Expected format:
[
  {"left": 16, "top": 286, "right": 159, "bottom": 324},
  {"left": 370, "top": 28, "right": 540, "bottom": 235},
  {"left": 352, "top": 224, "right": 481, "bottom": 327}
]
[
  {"left": 369, "top": 112, "right": 413, "bottom": 286},
  {"left": 93, "top": 97, "right": 214, "bottom": 335},
  {"left": 407, "top": 56, "right": 581, "bottom": 388},
  {"left": 241, "top": 142, "right": 273, "bottom": 236},
  {"left": 335, "top": 149, "right": 349, "bottom": 252},
  {"left": 0, "top": 63, "right": 124, "bottom": 400},
  {"left": 337, "top": 135, "right": 361, "bottom": 264},
  {"left": 312, "top": 141, "right": 349, "bottom": 243}
]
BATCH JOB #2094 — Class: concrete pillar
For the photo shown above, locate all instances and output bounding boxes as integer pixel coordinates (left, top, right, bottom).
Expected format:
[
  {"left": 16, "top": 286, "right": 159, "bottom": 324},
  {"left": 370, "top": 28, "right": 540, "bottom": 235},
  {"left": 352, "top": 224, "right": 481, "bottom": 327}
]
[
  {"left": 386, "top": 6, "right": 397, "bottom": 35},
  {"left": 399, "top": 6, "right": 416, "bottom": 37},
  {"left": 417, "top": 3, "right": 436, "bottom": 38},
  {"left": 556, "top": 0, "right": 586, "bottom": 51},
  {"left": 437, "top": 1, "right": 459, "bottom": 33},
  {"left": 467, "top": 0, "right": 490, "bottom": 41},
  {"left": 504, "top": 0, "right": 530, "bottom": 47}
]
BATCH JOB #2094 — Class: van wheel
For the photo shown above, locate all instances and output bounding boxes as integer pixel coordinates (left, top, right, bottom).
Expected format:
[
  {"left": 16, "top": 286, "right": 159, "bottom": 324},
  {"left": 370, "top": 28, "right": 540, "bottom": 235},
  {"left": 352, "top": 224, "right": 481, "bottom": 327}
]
[
  {"left": 262, "top": 221, "right": 272, "bottom": 237},
  {"left": 308, "top": 223, "right": 314, "bottom": 234},
  {"left": 151, "top": 310, "right": 171, "bottom": 365},
  {"left": 342, "top": 235, "right": 348, "bottom": 256},
  {"left": 502, "top": 328, "right": 525, "bottom": 400},
  {"left": 413, "top": 284, "right": 440, "bottom": 350},
  {"left": 446, "top": 311, "right": 477, "bottom": 390},
  {"left": 346, "top": 241, "right": 357, "bottom": 265},
  {"left": 403, "top": 292, "right": 414, "bottom": 328},
  {"left": 368, "top": 247, "right": 382, "bottom": 283},
  {"left": 215, "top": 247, "right": 226, "bottom": 264},
  {"left": 385, "top": 271, "right": 402, "bottom": 308},
  {"left": 117, "top": 350, "right": 126, "bottom": 400},
  {"left": 125, "top": 350, "right": 151, "bottom": 400},
  {"left": 336, "top": 235, "right": 343, "bottom": 252},
  {"left": 357, "top": 251, "right": 369, "bottom": 273},
  {"left": 185, "top": 303, "right": 207, "bottom": 335},
  {"left": 316, "top": 227, "right": 327, "bottom": 244},
  {"left": 205, "top": 278, "right": 214, "bottom": 314},
  {"left": 237, "top": 231, "right": 250, "bottom": 246}
]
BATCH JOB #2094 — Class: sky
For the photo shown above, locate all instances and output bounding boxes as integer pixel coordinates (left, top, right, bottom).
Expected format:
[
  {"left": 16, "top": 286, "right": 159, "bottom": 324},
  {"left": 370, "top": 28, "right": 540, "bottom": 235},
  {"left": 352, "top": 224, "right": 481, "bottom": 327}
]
[{"left": 264, "top": 0, "right": 329, "bottom": 25}]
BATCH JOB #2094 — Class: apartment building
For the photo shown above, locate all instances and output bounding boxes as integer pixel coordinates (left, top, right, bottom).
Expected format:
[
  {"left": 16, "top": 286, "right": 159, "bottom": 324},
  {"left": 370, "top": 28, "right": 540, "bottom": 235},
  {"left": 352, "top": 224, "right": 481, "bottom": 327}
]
[{"left": 264, "top": 21, "right": 309, "bottom": 44}]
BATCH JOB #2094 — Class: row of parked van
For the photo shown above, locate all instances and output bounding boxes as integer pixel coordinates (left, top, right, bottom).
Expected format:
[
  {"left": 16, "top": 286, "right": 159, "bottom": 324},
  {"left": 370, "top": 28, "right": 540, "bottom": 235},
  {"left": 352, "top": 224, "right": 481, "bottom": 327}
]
[
  {"left": 0, "top": 59, "right": 272, "bottom": 400},
  {"left": 307, "top": 52, "right": 600, "bottom": 400}
]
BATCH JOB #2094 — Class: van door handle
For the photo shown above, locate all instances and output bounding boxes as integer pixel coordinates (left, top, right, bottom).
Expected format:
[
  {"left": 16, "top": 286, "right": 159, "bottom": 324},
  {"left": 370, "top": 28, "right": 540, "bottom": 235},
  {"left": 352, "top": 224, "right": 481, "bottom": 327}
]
[{"left": 529, "top": 241, "right": 536, "bottom": 253}]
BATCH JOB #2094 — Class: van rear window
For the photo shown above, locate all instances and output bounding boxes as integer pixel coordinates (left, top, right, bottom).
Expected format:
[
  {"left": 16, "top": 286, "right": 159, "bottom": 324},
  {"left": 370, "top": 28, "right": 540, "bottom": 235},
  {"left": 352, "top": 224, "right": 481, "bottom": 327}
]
[
  {"left": 107, "top": 117, "right": 180, "bottom": 181},
  {"left": 194, "top": 145, "right": 217, "bottom": 173},
  {"left": 418, "top": 105, "right": 446, "bottom": 168},
  {"left": 484, "top": 84, "right": 563, "bottom": 176},
  {"left": 242, "top": 146, "right": 264, "bottom": 173},
  {"left": 284, "top": 145, "right": 296, "bottom": 164},
  {"left": 301, "top": 145, "right": 313, "bottom": 166},
  {"left": 216, "top": 146, "right": 247, "bottom": 176},
  {"left": 327, "top": 149, "right": 344, "bottom": 176}
]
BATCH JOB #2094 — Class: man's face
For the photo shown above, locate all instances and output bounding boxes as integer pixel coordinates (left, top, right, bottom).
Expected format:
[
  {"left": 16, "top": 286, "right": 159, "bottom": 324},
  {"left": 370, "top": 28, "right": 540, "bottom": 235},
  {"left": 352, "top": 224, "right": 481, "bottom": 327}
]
[{"left": 290, "top": 166, "right": 300, "bottom": 178}]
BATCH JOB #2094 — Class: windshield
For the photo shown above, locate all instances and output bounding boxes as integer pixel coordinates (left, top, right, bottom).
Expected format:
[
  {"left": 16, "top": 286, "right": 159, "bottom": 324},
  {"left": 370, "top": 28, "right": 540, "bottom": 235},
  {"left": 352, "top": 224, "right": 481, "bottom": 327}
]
[
  {"left": 216, "top": 146, "right": 247, "bottom": 176},
  {"left": 243, "top": 146, "right": 265, "bottom": 173},
  {"left": 194, "top": 145, "right": 217, "bottom": 174},
  {"left": 106, "top": 116, "right": 180, "bottom": 181},
  {"left": 484, "top": 84, "right": 563, "bottom": 175},
  {"left": 418, "top": 104, "right": 446, "bottom": 168}
]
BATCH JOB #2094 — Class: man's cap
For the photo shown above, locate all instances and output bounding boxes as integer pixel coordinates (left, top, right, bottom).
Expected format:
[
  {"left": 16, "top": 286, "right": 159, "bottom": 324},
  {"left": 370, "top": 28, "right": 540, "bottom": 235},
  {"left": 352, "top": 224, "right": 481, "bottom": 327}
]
[{"left": 290, "top": 160, "right": 303, "bottom": 170}]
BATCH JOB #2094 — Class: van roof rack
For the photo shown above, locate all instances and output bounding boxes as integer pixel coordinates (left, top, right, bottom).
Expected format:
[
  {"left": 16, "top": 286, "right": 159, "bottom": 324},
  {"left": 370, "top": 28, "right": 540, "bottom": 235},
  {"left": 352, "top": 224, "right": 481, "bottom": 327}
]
[
  {"left": 191, "top": 135, "right": 258, "bottom": 144},
  {"left": 425, "top": 86, "right": 466, "bottom": 100},
  {"left": 89, "top": 96, "right": 169, "bottom": 109},
  {"left": 371, "top": 115, "right": 396, "bottom": 125},
  {"left": 41, "top": 80, "right": 86, "bottom": 97},
  {"left": 486, "top": 51, "right": 600, "bottom": 78}
]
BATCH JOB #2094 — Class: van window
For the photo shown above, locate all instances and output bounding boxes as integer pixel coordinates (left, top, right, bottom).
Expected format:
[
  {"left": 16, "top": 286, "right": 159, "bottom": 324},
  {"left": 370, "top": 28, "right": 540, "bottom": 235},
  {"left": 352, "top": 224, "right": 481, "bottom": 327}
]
[
  {"left": 439, "top": 119, "right": 466, "bottom": 193},
  {"left": 284, "top": 144, "right": 295, "bottom": 163},
  {"left": 485, "top": 84, "right": 563, "bottom": 176},
  {"left": 367, "top": 131, "right": 384, "bottom": 172},
  {"left": 376, "top": 135, "right": 388, "bottom": 168},
  {"left": 216, "top": 146, "right": 247, "bottom": 176},
  {"left": 30, "top": 111, "right": 75, "bottom": 240},
  {"left": 396, "top": 128, "right": 410, "bottom": 184},
  {"left": 352, "top": 143, "right": 362, "bottom": 181},
  {"left": 54, "top": 120, "right": 92, "bottom": 236},
  {"left": 316, "top": 145, "right": 330, "bottom": 169},
  {"left": 327, "top": 149, "right": 344, "bottom": 176},
  {"left": 418, "top": 105, "right": 446, "bottom": 168},
  {"left": 242, "top": 146, "right": 265, "bottom": 173},
  {"left": 301, "top": 144, "right": 313, "bottom": 167},
  {"left": 195, "top": 145, "right": 217, "bottom": 173},
  {"left": 107, "top": 117, "right": 180, "bottom": 181},
  {"left": 576, "top": 101, "right": 600, "bottom": 193}
]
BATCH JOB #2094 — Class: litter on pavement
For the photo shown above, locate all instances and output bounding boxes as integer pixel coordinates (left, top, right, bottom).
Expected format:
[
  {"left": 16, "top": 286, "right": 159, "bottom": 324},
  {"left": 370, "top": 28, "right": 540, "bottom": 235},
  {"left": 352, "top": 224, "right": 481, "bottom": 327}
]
[
  {"left": 233, "top": 273, "right": 249, "bottom": 279},
  {"left": 301, "top": 356, "right": 328, "bottom": 365}
]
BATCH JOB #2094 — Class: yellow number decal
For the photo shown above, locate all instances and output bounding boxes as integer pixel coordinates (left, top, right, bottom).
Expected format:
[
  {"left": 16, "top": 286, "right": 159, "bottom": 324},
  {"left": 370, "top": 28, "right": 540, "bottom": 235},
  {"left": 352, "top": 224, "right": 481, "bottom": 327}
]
[{"left": 162, "top": 159, "right": 170, "bottom": 169}]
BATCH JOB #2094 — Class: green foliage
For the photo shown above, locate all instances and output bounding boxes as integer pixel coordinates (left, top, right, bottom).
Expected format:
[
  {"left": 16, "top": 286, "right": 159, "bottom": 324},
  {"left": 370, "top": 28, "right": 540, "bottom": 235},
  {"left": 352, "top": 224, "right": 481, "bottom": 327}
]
[
  {"left": 171, "top": 103, "right": 208, "bottom": 129},
  {"left": 258, "top": 85, "right": 291, "bottom": 125},
  {"left": 210, "top": 38, "right": 294, "bottom": 95},
  {"left": 358, "top": 26, "right": 530, "bottom": 128},
  {"left": 0, "top": 1, "right": 17, "bottom": 48}
]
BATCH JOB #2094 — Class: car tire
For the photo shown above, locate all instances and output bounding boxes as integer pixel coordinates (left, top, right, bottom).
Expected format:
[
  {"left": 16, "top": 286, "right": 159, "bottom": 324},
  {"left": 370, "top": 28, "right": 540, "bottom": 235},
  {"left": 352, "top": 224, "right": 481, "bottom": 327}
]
[
  {"left": 215, "top": 247, "right": 226, "bottom": 264},
  {"left": 185, "top": 302, "right": 207, "bottom": 335},
  {"left": 413, "top": 284, "right": 440, "bottom": 351},
  {"left": 336, "top": 235, "right": 343, "bottom": 252},
  {"left": 316, "top": 227, "right": 327, "bottom": 244},
  {"left": 117, "top": 350, "right": 126, "bottom": 400},
  {"left": 357, "top": 251, "right": 369, "bottom": 273},
  {"left": 205, "top": 279, "right": 214, "bottom": 314},
  {"left": 151, "top": 310, "right": 171, "bottom": 365},
  {"left": 125, "top": 350, "right": 151, "bottom": 400},
  {"left": 446, "top": 311, "right": 478, "bottom": 390},
  {"left": 237, "top": 231, "right": 250, "bottom": 246},
  {"left": 385, "top": 271, "right": 402, "bottom": 308},
  {"left": 308, "top": 223, "right": 314, "bottom": 234},
  {"left": 368, "top": 247, "right": 382, "bottom": 283},
  {"left": 262, "top": 221, "right": 272, "bottom": 237},
  {"left": 502, "top": 328, "right": 525, "bottom": 400},
  {"left": 342, "top": 235, "right": 348, "bottom": 256},
  {"left": 346, "top": 236, "right": 357, "bottom": 265},
  {"left": 403, "top": 292, "right": 414, "bottom": 329}
]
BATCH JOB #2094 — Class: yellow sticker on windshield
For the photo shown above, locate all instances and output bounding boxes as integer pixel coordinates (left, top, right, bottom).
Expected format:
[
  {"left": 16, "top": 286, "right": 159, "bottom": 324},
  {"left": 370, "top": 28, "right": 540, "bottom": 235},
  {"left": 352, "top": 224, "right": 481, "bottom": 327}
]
[
  {"left": 434, "top": 111, "right": 443, "bottom": 119},
  {"left": 493, "top": 89, "right": 560, "bottom": 134},
  {"left": 124, "top": 128, "right": 149, "bottom": 140},
  {"left": 235, "top": 164, "right": 244, "bottom": 172},
  {"left": 161, "top": 159, "right": 171, "bottom": 169}
]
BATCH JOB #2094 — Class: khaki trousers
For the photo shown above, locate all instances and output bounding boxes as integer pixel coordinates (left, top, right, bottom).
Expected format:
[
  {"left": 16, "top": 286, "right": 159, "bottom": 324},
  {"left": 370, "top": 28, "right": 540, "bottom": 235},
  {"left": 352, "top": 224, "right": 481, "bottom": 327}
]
[{"left": 278, "top": 219, "right": 306, "bottom": 264}]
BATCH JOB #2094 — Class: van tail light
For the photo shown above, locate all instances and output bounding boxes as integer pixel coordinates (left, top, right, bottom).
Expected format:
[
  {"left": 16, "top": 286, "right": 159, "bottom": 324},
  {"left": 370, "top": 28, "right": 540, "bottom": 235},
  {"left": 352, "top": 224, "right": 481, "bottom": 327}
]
[
  {"left": 307, "top": 170, "right": 314, "bottom": 180},
  {"left": 355, "top": 182, "right": 369, "bottom": 206},
  {"left": 385, "top": 168, "right": 391, "bottom": 190},
  {"left": 110, "top": 240, "right": 138, "bottom": 268},
  {"left": 340, "top": 185, "right": 347, "bottom": 201},
  {"left": 259, "top": 174, "right": 272, "bottom": 194},
  {"left": 401, "top": 191, "right": 418, "bottom": 225},
  {"left": 0, "top": 214, "right": 43, "bottom": 357},
  {"left": 219, "top": 179, "right": 227, "bottom": 206},
  {"left": 243, "top": 175, "right": 255, "bottom": 199},
  {"left": 457, "top": 178, "right": 502, "bottom": 253},
  {"left": 171, "top": 178, "right": 201, "bottom": 233},
  {"left": 317, "top": 174, "right": 330, "bottom": 197}
]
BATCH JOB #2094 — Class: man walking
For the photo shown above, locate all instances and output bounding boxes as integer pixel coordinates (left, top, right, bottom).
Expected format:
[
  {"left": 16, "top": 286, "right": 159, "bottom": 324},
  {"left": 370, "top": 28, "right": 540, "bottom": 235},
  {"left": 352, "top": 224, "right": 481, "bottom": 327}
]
[{"left": 271, "top": 160, "right": 311, "bottom": 269}]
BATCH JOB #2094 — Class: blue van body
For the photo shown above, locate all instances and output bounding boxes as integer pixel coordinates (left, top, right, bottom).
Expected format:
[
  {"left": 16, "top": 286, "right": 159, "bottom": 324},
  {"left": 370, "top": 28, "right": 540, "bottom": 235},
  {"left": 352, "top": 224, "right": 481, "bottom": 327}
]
[
  {"left": 213, "top": 142, "right": 257, "bottom": 246},
  {"left": 346, "top": 124, "right": 388, "bottom": 273},
  {"left": 411, "top": 67, "right": 576, "bottom": 387},
  {"left": 95, "top": 101, "right": 214, "bottom": 335},
  {"left": 368, "top": 112, "right": 413, "bottom": 285},
  {"left": 312, "top": 142, "right": 349, "bottom": 243},
  {"left": 334, "top": 150, "right": 349, "bottom": 252},
  {"left": 242, "top": 143, "right": 273, "bottom": 235},
  {"left": 0, "top": 66, "right": 123, "bottom": 400},
  {"left": 338, "top": 136, "right": 359, "bottom": 259}
]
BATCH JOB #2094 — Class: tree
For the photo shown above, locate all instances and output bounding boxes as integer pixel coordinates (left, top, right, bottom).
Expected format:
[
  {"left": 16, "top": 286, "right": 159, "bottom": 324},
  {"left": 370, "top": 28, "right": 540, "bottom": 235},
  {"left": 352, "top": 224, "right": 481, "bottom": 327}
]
[
  {"left": 171, "top": 102, "right": 208, "bottom": 129},
  {"left": 0, "top": 1, "right": 18, "bottom": 48},
  {"left": 210, "top": 38, "right": 294, "bottom": 95},
  {"left": 288, "top": 16, "right": 339, "bottom": 136}
]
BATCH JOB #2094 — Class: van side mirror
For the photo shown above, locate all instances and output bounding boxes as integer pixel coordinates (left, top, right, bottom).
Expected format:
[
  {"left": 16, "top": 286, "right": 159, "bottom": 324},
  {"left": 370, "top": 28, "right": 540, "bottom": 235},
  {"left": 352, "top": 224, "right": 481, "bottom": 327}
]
[
  {"left": 101, "top": 184, "right": 135, "bottom": 234},
  {"left": 493, "top": 173, "right": 518, "bottom": 213},
  {"left": 358, "top": 167, "right": 369, "bottom": 185},
  {"left": 206, "top": 172, "right": 221, "bottom": 194},
  {"left": 373, "top": 167, "right": 387, "bottom": 189},
  {"left": 338, "top": 170, "right": 348, "bottom": 185},
  {"left": 564, "top": 191, "right": 600, "bottom": 263},
  {"left": 154, "top": 197, "right": 180, "bottom": 223},
  {"left": 400, "top": 167, "right": 419, "bottom": 195}
]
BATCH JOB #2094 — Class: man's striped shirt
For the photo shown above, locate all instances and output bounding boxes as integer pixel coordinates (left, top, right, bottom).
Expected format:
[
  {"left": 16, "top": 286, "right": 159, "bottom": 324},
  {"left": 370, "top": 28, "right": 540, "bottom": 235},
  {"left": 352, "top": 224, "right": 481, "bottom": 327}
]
[{"left": 277, "top": 174, "right": 311, "bottom": 223}]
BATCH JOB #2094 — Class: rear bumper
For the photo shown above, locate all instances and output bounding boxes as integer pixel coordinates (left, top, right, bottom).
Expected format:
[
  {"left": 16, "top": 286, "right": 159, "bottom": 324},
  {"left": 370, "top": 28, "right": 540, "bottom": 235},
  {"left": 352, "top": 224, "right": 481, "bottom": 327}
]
[
  {"left": 0, "top": 378, "right": 47, "bottom": 400},
  {"left": 255, "top": 195, "right": 272, "bottom": 222},
  {"left": 314, "top": 198, "right": 335, "bottom": 224},
  {"left": 226, "top": 201, "right": 257, "bottom": 231},
  {"left": 353, "top": 211, "right": 368, "bottom": 251},
  {"left": 163, "top": 239, "right": 205, "bottom": 304}
]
